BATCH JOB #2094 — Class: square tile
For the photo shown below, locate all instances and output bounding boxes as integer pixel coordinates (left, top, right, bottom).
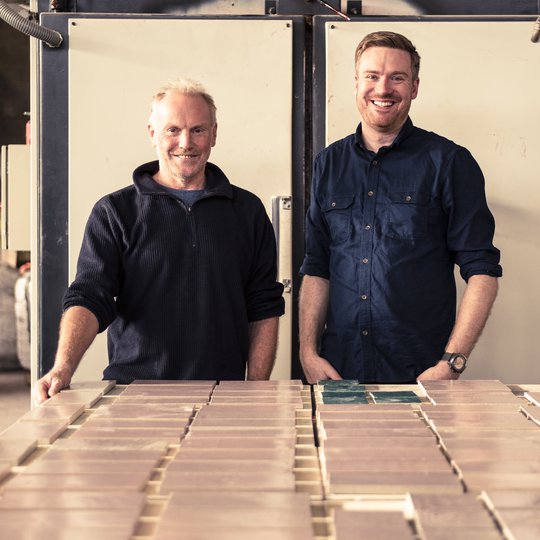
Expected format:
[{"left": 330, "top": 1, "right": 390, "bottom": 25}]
[
  {"left": 1, "top": 420, "right": 67, "bottom": 444},
  {"left": 0, "top": 438, "right": 37, "bottom": 466}
]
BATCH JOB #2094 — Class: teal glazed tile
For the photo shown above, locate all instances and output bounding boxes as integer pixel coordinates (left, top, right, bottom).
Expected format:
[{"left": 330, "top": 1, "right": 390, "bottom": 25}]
[
  {"left": 318, "top": 380, "right": 364, "bottom": 389},
  {"left": 322, "top": 391, "right": 368, "bottom": 398},
  {"left": 370, "top": 391, "right": 421, "bottom": 404},
  {"left": 322, "top": 395, "right": 369, "bottom": 404}
]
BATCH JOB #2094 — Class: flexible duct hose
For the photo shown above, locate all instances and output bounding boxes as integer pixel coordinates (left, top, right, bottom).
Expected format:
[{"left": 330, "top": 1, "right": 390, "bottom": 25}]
[{"left": 0, "top": 0, "right": 63, "bottom": 48}]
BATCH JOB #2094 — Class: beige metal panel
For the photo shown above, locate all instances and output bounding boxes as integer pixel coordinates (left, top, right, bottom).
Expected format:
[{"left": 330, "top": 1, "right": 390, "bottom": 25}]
[
  {"left": 1, "top": 144, "right": 30, "bottom": 251},
  {"left": 68, "top": 18, "right": 293, "bottom": 381},
  {"left": 325, "top": 20, "right": 540, "bottom": 382}
]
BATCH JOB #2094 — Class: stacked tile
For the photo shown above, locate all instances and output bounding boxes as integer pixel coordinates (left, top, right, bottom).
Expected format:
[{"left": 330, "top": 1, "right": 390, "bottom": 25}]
[
  {"left": 522, "top": 391, "right": 540, "bottom": 427},
  {"left": 332, "top": 506, "right": 416, "bottom": 540},
  {"left": 155, "top": 380, "right": 315, "bottom": 538},
  {"left": 159, "top": 380, "right": 303, "bottom": 493},
  {"left": 482, "top": 489, "right": 540, "bottom": 540},
  {"left": 316, "top": 389, "right": 461, "bottom": 496},
  {"left": 1, "top": 380, "right": 198, "bottom": 494},
  {"left": 0, "top": 380, "right": 152, "bottom": 539},
  {"left": 154, "top": 491, "right": 315, "bottom": 540},
  {"left": 0, "top": 490, "right": 146, "bottom": 540},
  {"left": 409, "top": 493, "right": 503, "bottom": 539},
  {"left": 418, "top": 379, "right": 520, "bottom": 406},
  {"left": 67, "top": 380, "right": 214, "bottom": 445},
  {"left": 0, "top": 381, "right": 114, "bottom": 470},
  {"left": 419, "top": 380, "right": 540, "bottom": 494},
  {"left": 524, "top": 391, "right": 540, "bottom": 407}
]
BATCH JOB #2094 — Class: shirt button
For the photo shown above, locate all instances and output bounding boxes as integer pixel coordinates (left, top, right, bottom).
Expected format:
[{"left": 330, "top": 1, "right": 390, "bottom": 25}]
[
  {"left": 362, "top": 258, "right": 369, "bottom": 264},
  {"left": 405, "top": 195, "right": 412, "bottom": 202},
  {"left": 361, "top": 294, "right": 368, "bottom": 300},
  {"left": 331, "top": 202, "right": 336, "bottom": 207},
  {"left": 364, "top": 225, "right": 371, "bottom": 231},
  {"left": 372, "top": 160, "right": 378, "bottom": 166},
  {"left": 362, "top": 330, "right": 369, "bottom": 336},
  {"left": 367, "top": 191, "right": 374, "bottom": 197}
]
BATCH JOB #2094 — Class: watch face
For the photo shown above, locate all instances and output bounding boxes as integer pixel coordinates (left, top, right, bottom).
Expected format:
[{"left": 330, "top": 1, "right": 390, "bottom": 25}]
[
  {"left": 452, "top": 356, "right": 465, "bottom": 370},
  {"left": 450, "top": 354, "right": 467, "bottom": 372}
]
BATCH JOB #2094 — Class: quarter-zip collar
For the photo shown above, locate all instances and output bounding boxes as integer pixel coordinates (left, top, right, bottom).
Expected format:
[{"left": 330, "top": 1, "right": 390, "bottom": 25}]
[{"left": 133, "top": 160, "right": 234, "bottom": 200}]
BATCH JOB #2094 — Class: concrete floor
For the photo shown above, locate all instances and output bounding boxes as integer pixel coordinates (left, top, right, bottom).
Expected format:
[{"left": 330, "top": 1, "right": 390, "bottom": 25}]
[
  {"left": 0, "top": 261, "right": 31, "bottom": 432},
  {"left": 0, "top": 369, "right": 31, "bottom": 432}
]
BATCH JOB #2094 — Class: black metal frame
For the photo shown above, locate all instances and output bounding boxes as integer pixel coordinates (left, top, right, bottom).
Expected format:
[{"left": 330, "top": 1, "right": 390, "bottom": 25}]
[{"left": 36, "top": 7, "right": 539, "bottom": 379}]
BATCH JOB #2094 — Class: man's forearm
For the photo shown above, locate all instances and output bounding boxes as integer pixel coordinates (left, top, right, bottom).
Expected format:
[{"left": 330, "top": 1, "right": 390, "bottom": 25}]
[
  {"left": 444, "top": 274, "right": 499, "bottom": 357},
  {"left": 299, "top": 275, "right": 329, "bottom": 356},
  {"left": 246, "top": 317, "right": 279, "bottom": 380},
  {"left": 417, "top": 275, "right": 498, "bottom": 382},
  {"left": 54, "top": 306, "right": 100, "bottom": 375},
  {"left": 33, "top": 306, "right": 99, "bottom": 404}
]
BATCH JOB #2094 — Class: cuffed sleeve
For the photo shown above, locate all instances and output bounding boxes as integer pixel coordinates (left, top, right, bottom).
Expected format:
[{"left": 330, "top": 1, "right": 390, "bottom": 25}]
[{"left": 443, "top": 148, "right": 503, "bottom": 282}]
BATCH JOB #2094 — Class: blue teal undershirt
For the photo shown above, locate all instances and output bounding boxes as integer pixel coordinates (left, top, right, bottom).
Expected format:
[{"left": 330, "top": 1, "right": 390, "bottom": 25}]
[{"left": 163, "top": 186, "right": 206, "bottom": 208}]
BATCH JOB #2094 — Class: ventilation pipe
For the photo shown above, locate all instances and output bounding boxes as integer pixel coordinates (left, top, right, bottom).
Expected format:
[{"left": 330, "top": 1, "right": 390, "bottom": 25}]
[{"left": 0, "top": 1, "right": 63, "bottom": 48}]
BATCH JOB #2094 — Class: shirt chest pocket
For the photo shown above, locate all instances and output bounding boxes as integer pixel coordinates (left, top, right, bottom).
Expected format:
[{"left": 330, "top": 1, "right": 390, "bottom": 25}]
[
  {"left": 322, "top": 195, "right": 355, "bottom": 244},
  {"left": 385, "top": 191, "right": 430, "bottom": 240}
]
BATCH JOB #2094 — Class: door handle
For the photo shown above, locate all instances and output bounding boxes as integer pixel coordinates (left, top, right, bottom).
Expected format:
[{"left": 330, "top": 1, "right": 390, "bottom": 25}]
[{"left": 271, "top": 195, "right": 292, "bottom": 293}]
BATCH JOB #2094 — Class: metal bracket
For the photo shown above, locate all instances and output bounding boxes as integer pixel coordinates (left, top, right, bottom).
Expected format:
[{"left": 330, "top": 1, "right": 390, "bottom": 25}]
[
  {"left": 346, "top": 1, "right": 362, "bottom": 16},
  {"left": 281, "top": 196, "right": 292, "bottom": 211},
  {"left": 265, "top": 0, "right": 277, "bottom": 15},
  {"left": 282, "top": 278, "right": 292, "bottom": 294}
]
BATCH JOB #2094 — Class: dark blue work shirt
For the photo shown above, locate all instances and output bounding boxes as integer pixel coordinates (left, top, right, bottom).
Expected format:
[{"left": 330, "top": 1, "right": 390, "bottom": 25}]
[{"left": 300, "top": 118, "right": 502, "bottom": 383}]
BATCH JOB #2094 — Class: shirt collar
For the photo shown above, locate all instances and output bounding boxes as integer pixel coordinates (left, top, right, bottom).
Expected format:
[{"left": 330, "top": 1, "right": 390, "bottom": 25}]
[{"left": 354, "top": 117, "right": 415, "bottom": 153}]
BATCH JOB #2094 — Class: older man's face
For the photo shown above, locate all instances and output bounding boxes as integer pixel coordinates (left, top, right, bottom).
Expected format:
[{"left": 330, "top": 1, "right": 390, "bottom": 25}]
[{"left": 148, "top": 92, "right": 217, "bottom": 189}]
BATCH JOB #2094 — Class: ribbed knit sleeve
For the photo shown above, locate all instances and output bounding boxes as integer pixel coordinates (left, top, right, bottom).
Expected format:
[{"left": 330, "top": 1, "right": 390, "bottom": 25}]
[{"left": 63, "top": 192, "right": 128, "bottom": 332}]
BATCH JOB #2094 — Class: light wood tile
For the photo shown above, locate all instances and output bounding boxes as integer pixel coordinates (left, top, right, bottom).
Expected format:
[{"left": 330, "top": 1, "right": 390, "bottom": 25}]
[
  {"left": 52, "top": 437, "right": 169, "bottom": 452},
  {"left": 71, "top": 426, "right": 184, "bottom": 443},
  {"left": 160, "top": 470, "right": 296, "bottom": 492},
  {"left": 328, "top": 471, "right": 462, "bottom": 495},
  {"left": 40, "top": 447, "right": 165, "bottom": 461},
  {"left": 166, "top": 490, "right": 312, "bottom": 508},
  {"left": 1, "top": 421, "right": 67, "bottom": 444},
  {"left": 187, "top": 427, "right": 296, "bottom": 438},
  {"left": 181, "top": 436, "right": 295, "bottom": 449},
  {"left": 22, "top": 459, "right": 158, "bottom": 475},
  {"left": 333, "top": 509, "right": 414, "bottom": 540},
  {"left": 174, "top": 447, "right": 295, "bottom": 463},
  {"left": 4, "top": 471, "right": 151, "bottom": 491},
  {"left": 19, "top": 403, "right": 85, "bottom": 424},
  {"left": 482, "top": 490, "right": 540, "bottom": 509},
  {"left": 0, "top": 438, "right": 37, "bottom": 466},
  {"left": 0, "top": 490, "right": 145, "bottom": 509}
]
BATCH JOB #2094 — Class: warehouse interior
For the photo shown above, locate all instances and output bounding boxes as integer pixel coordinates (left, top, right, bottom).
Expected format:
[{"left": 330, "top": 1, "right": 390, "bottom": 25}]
[{"left": 1, "top": 1, "right": 540, "bottom": 539}]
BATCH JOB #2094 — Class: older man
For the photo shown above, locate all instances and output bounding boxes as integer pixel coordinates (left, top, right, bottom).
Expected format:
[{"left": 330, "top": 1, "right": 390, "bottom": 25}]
[{"left": 35, "top": 79, "right": 284, "bottom": 404}]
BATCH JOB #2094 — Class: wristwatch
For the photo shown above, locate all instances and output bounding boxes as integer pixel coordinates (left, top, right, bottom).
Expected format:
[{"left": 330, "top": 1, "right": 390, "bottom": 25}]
[{"left": 442, "top": 352, "right": 468, "bottom": 374}]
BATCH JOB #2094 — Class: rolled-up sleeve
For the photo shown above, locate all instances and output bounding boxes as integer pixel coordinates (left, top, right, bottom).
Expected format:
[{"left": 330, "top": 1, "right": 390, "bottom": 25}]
[
  {"left": 300, "top": 154, "right": 331, "bottom": 279},
  {"left": 63, "top": 199, "right": 123, "bottom": 332},
  {"left": 443, "top": 148, "right": 503, "bottom": 282}
]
